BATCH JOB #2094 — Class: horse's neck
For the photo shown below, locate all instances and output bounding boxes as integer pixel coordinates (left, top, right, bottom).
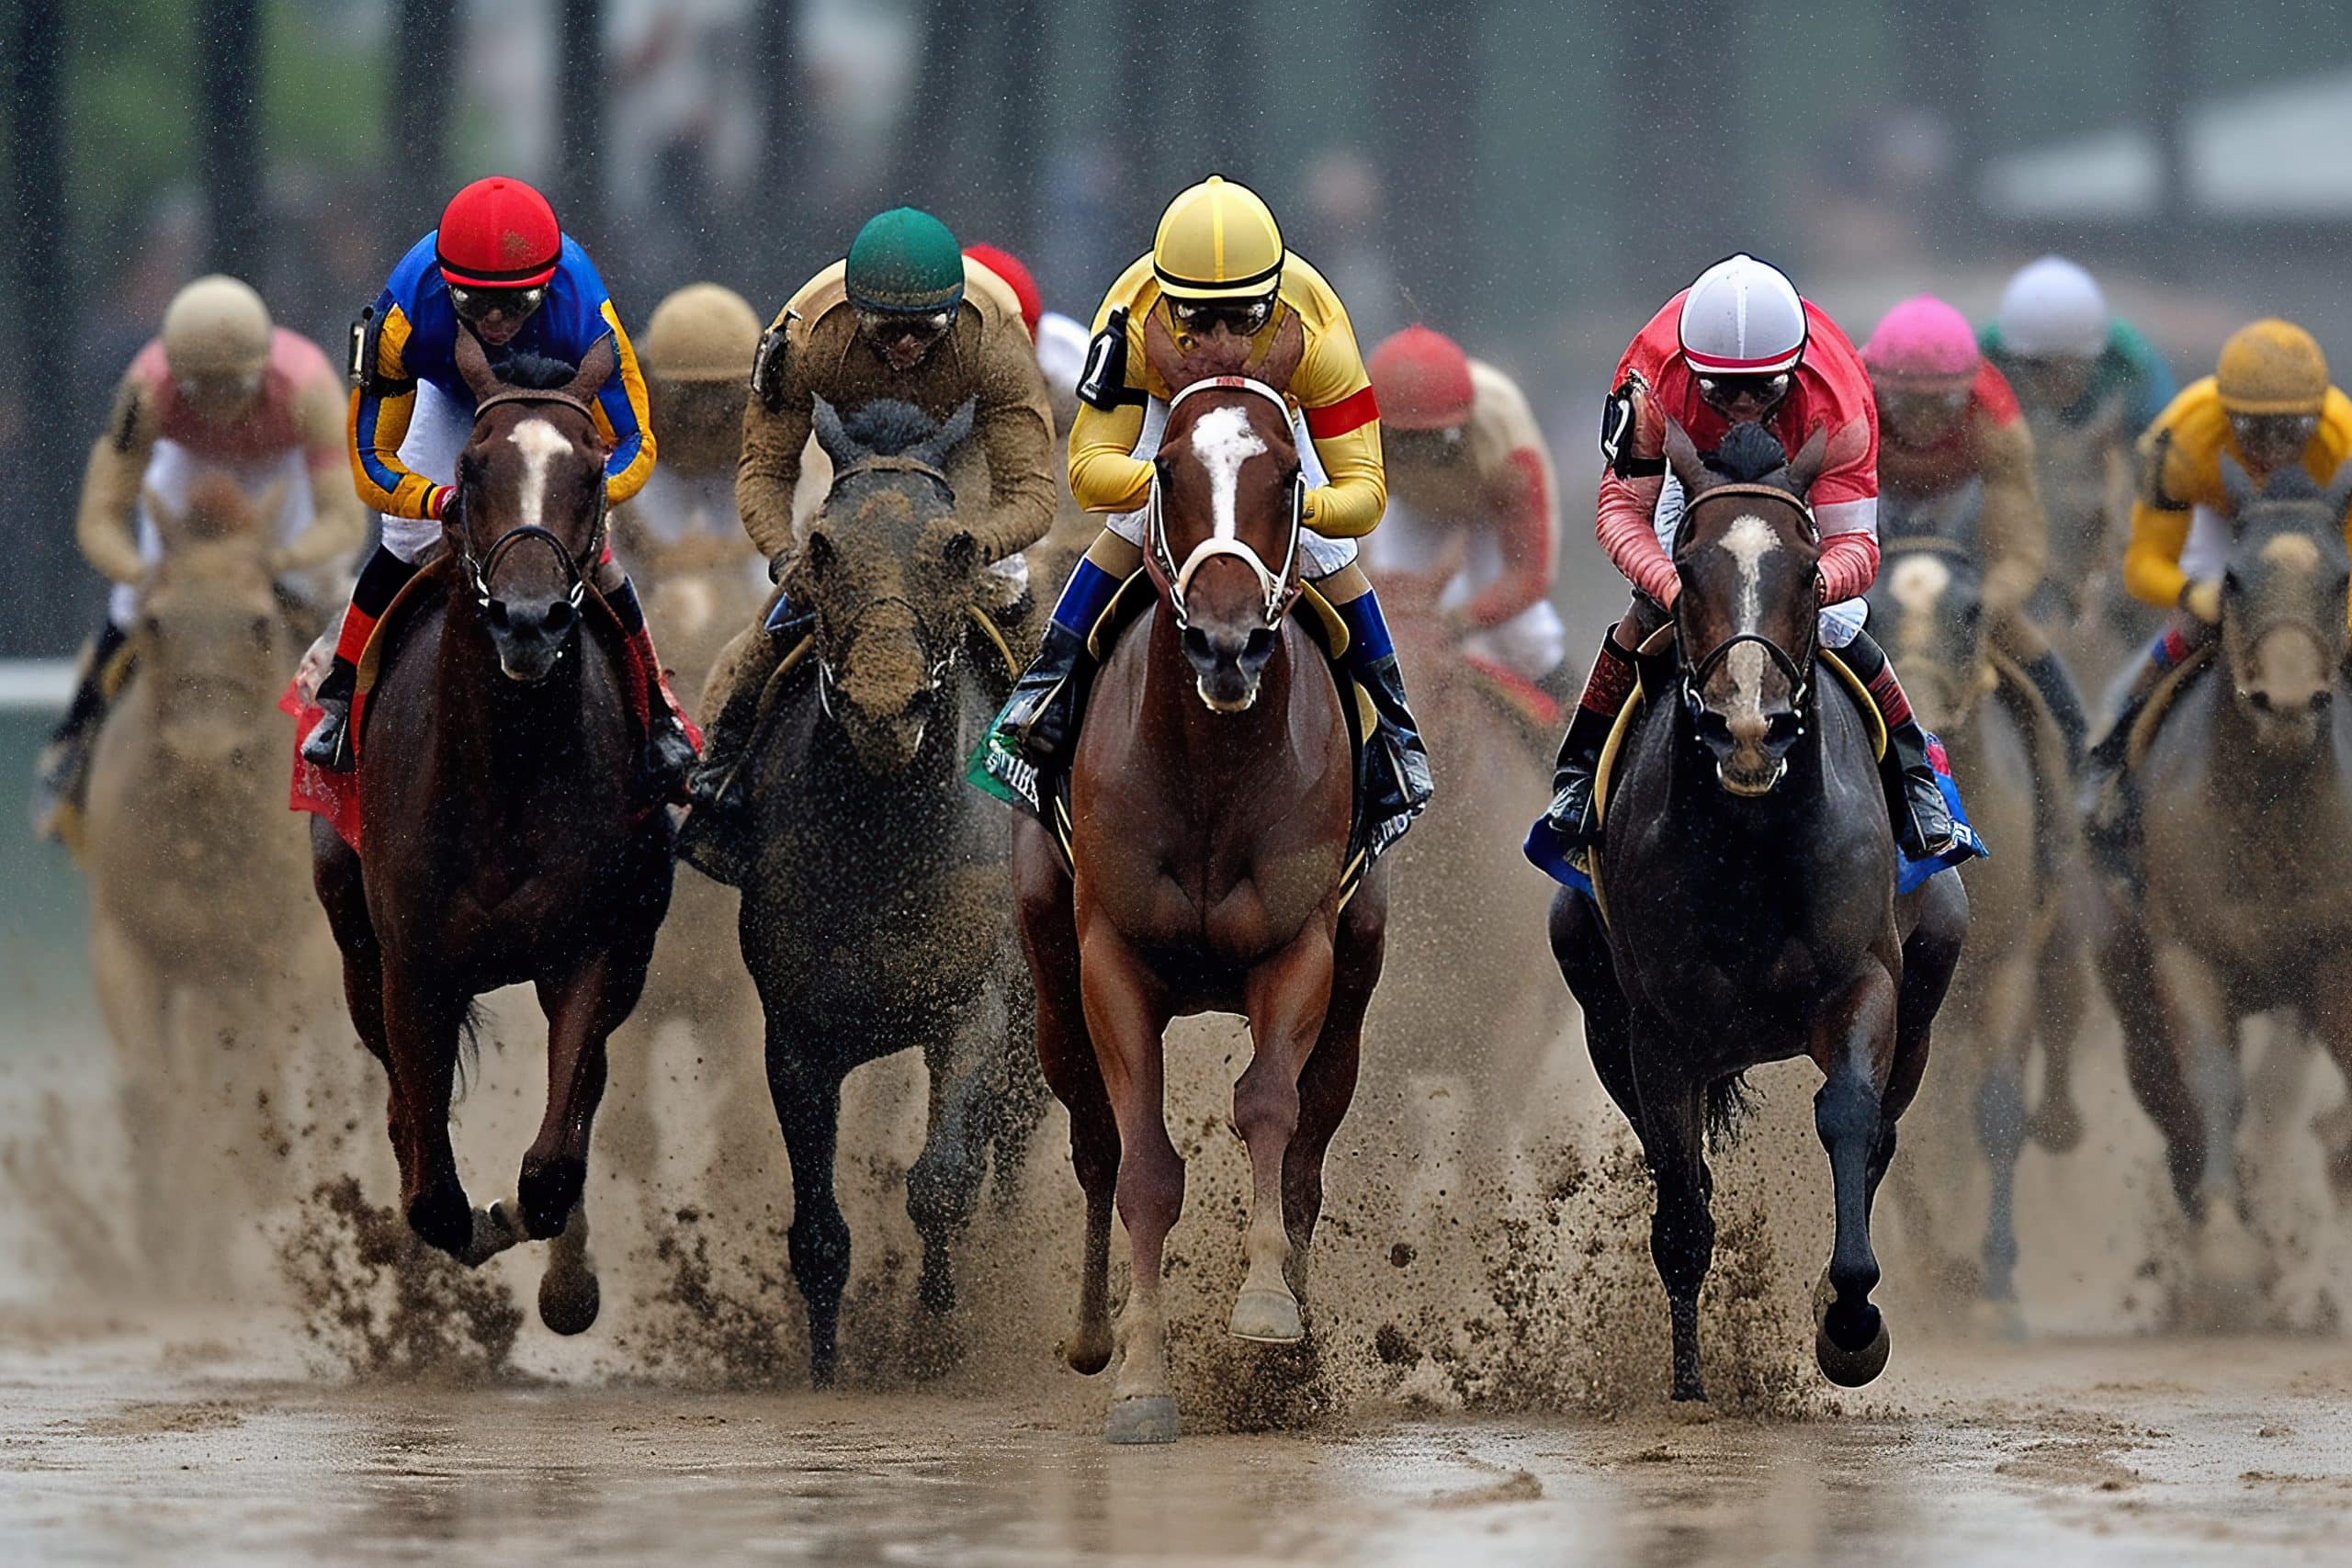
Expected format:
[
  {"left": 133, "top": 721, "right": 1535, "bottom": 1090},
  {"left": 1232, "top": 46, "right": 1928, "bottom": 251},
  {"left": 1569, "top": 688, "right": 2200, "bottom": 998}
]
[
  {"left": 1136, "top": 609, "right": 1305, "bottom": 795},
  {"left": 1658, "top": 665, "right": 1841, "bottom": 846},
  {"left": 2205, "top": 674, "right": 2349, "bottom": 826},
  {"left": 428, "top": 600, "right": 594, "bottom": 784}
]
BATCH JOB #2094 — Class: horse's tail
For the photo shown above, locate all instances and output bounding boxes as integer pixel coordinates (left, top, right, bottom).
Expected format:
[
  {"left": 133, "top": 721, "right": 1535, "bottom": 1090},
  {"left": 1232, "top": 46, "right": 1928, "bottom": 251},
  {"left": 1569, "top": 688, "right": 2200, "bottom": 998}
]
[
  {"left": 452, "top": 998, "right": 486, "bottom": 1101},
  {"left": 1705, "top": 1071, "right": 1756, "bottom": 1149}
]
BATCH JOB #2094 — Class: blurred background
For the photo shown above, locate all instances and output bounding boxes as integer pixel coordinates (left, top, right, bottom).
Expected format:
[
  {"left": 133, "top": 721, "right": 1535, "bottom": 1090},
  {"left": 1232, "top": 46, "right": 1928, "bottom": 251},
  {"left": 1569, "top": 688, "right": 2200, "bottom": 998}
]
[{"left": 6, "top": 0, "right": 2352, "bottom": 663}]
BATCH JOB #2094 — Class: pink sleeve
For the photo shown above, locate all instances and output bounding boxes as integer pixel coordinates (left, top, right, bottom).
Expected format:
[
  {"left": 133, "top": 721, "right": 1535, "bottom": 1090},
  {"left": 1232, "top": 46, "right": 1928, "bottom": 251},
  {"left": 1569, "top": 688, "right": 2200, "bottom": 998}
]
[
  {"left": 1597, "top": 471, "right": 1679, "bottom": 604},
  {"left": 1816, "top": 525, "right": 1881, "bottom": 604}
]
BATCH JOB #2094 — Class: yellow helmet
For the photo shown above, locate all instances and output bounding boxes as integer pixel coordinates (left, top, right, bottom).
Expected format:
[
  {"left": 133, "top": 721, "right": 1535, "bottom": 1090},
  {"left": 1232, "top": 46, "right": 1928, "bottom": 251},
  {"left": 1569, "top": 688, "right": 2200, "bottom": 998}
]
[
  {"left": 1152, "top": 175, "right": 1284, "bottom": 302},
  {"left": 640, "top": 283, "right": 763, "bottom": 383},
  {"left": 2216, "top": 318, "right": 2328, "bottom": 416},
  {"left": 161, "top": 275, "right": 271, "bottom": 381}
]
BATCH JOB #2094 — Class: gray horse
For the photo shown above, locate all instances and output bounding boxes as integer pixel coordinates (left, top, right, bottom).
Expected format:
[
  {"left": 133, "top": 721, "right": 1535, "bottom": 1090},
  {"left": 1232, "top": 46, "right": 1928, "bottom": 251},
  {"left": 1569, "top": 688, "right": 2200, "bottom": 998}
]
[
  {"left": 2095, "top": 458, "right": 2352, "bottom": 1303},
  {"left": 729, "top": 398, "right": 1046, "bottom": 1384}
]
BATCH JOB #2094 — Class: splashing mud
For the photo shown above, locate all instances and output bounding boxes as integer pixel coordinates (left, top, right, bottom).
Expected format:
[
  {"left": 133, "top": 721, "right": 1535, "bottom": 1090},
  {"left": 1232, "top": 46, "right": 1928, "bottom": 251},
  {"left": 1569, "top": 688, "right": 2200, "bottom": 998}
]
[{"left": 274, "top": 1176, "right": 523, "bottom": 1379}]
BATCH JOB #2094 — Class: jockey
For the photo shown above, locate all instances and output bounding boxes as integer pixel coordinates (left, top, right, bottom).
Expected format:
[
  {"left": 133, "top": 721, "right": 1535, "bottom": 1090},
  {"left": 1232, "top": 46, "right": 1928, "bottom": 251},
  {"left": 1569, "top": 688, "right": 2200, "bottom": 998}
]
[
  {"left": 613, "top": 282, "right": 763, "bottom": 567},
  {"left": 686, "top": 207, "right": 1056, "bottom": 809},
  {"left": 983, "top": 174, "right": 1433, "bottom": 846},
  {"left": 1538, "top": 254, "right": 1969, "bottom": 862},
  {"left": 33, "top": 275, "right": 364, "bottom": 838},
  {"left": 2082, "top": 318, "right": 2352, "bottom": 852},
  {"left": 1981, "top": 255, "right": 2176, "bottom": 457},
  {"left": 1363, "top": 324, "right": 1565, "bottom": 685},
  {"left": 1864, "top": 295, "right": 2087, "bottom": 761},
  {"left": 301, "top": 175, "right": 696, "bottom": 790}
]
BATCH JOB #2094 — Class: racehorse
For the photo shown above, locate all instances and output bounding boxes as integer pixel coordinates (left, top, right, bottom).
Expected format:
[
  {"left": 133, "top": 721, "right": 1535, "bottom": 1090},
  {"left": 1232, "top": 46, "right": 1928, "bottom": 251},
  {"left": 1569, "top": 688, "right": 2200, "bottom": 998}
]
[
  {"left": 310, "top": 332, "right": 673, "bottom": 1335},
  {"left": 729, "top": 397, "right": 1045, "bottom": 1386},
  {"left": 2021, "top": 395, "right": 2152, "bottom": 696},
  {"left": 1868, "top": 537, "right": 2075, "bottom": 1326},
  {"left": 1014, "top": 313, "right": 1386, "bottom": 1444},
  {"left": 1547, "top": 421, "right": 1967, "bottom": 1400},
  {"left": 2094, "top": 458, "right": 2352, "bottom": 1300},
  {"left": 85, "top": 473, "right": 321, "bottom": 1291}
]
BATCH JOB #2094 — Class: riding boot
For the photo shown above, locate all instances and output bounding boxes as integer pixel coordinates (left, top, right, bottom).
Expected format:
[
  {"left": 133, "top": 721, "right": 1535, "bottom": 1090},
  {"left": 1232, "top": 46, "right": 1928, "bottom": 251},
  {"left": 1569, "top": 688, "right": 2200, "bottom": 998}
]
[
  {"left": 1840, "top": 629, "right": 1969, "bottom": 861},
  {"left": 29, "top": 621, "right": 130, "bottom": 840},
  {"left": 999, "top": 556, "right": 1124, "bottom": 767},
  {"left": 603, "top": 571, "right": 700, "bottom": 801},
  {"left": 2018, "top": 648, "right": 2089, "bottom": 772},
  {"left": 2080, "top": 624, "right": 2199, "bottom": 874},
  {"left": 302, "top": 544, "right": 423, "bottom": 772},
  {"left": 1330, "top": 582, "right": 1435, "bottom": 851},
  {"left": 1536, "top": 626, "right": 1640, "bottom": 850}
]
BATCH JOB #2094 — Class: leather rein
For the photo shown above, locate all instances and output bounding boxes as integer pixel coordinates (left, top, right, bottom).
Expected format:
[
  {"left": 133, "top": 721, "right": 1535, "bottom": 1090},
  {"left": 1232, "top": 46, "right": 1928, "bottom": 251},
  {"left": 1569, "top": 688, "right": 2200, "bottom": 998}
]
[
  {"left": 455, "top": 384, "right": 611, "bottom": 615},
  {"left": 1145, "top": 375, "right": 1307, "bottom": 631}
]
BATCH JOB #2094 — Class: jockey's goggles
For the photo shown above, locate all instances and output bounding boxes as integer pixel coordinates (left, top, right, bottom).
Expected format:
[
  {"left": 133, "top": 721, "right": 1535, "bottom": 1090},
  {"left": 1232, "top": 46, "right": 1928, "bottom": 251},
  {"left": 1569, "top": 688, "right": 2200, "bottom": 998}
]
[
  {"left": 1694, "top": 371, "right": 1791, "bottom": 413},
  {"left": 174, "top": 367, "right": 264, "bottom": 402},
  {"left": 1879, "top": 382, "right": 1973, "bottom": 416},
  {"left": 2230, "top": 412, "right": 2319, "bottom": 457},
  {"left": 447, "top": 283, "right": 548, "bottom": 326},
  {"left": 1169, "top": 295, "right": 1275, "bottom": 337},
  {"left": 855, "top": 307, "right": 956, "bottom": 344}
]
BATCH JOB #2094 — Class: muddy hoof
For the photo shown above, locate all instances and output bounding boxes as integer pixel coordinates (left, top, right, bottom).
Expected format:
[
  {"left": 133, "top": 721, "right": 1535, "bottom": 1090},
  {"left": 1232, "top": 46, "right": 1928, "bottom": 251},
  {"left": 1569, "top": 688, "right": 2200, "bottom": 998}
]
[
  {"left": 1105, "top": 1395, "right": 1180, "bottom": 1445},
  {"left": 517, "top": 1158, "right": 585, "bottom": 1241},
  {"left": 1812, "top": 1276, "right": 1892, "bottom": 1387},
  {"left": 538, "top": 1260, "right": 601, "bottom": 1337},
  {"left": 1063, "top": 1324, "right": 1114, "bottom": 1376},
  {"left": 2026, "top": 1099, "right": 2085, "bottom": 1154},
  {"left": 406, "top": 1180, "right": 474, "bottom": 1258},
  {"left": 1228, "top": 1286, "right": 1305, "bottom": 1344}
]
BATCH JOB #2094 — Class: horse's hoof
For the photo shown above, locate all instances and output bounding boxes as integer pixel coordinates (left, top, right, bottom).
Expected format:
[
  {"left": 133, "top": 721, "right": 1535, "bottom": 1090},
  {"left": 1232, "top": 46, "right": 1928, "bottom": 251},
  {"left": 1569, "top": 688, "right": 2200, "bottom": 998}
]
[
  {"left": 1227, "top": 1286, "right": 1305, "bottom": 1344},
  {"left": 1812, "top": 1273, "right": 1892, "bottom": 1388},
  {"left": 2027, "top": 1100, "right": 2085, "bottom": 1154},
  {"left": 1105, "top": 1395, "right": 1180, "bottom": 1445},
  {"left": 517, "top": 1157, "right": 585, "bottom": 1241},
  {"left": 406, "top": 1181, "right": 474, "bottom": 1258},
  {"left": 1063, "top": 1324, "right": 1114, "bottom": 1376},
  {"left": 538, "top": 1260, "right": 601, "bottom": 1337}
]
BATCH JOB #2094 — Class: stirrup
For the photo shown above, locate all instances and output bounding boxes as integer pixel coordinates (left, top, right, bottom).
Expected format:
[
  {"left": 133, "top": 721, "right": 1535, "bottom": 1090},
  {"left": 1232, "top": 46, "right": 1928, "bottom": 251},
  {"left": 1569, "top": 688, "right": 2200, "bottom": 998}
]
[
  {"left": 1542, "top": 774, "right": 1601, "bottom": 850},
  {"left": 302, "top": 702, "right": 354, "bottom": 772}
]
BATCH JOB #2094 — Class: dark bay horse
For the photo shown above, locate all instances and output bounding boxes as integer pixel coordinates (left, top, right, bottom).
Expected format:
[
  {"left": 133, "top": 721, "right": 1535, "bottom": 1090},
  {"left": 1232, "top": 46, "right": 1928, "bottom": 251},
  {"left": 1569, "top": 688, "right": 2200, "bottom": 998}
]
[
  {"left": 1549, "top": 421, "right": 1967, "bottom": 1400},
  {"left": 732, "top": 397, "right": 1045, "bottom": 1385},
  {"left": 311, "top": 333, "right": 673, "bottom": 1334},
  {"left": 2095, "top": 459, "right": 2352, "bottom": 1302},
  {"left": 1014, "top": 314, "right": 1385, "bottom": 1444}
]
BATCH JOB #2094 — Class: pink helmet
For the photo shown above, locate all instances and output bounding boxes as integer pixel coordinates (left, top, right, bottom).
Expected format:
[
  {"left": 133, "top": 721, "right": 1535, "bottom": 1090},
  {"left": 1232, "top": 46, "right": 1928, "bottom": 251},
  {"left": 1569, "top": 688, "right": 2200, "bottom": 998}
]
[{"left": 1863, "top": 296, "right": 1979, "bottom": 384}]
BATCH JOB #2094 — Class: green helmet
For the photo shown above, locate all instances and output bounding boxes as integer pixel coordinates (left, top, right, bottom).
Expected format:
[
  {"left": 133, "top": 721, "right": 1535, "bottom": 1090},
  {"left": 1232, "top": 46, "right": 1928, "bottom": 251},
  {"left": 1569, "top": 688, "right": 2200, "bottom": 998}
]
[{"left": 845, "top": 207, "right": 965, "bottom": 315}]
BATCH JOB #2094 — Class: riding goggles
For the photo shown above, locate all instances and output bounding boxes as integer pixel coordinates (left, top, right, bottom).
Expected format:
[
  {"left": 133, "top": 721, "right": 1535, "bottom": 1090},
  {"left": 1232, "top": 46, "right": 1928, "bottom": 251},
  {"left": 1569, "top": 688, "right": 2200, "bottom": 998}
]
[
  {"left": 1695, "top": 371, "right": 1792, "bottom": 413},
  {"left": 855, "top": 307, "right": 956, "bottom": 345},
  {"left": 1880, "top": 383, "right": 1973, "bottom": 417},
  {"left": 1169, "top": 294, "right": 1275, "bottom": 337},
  {"left": 2229, "top": 412, "right": 2320, "bottom": 454},
  {"left": 174, "top": 367, "right": 265, "bottom": 402},
  {"left": 447, "top": 283, "right": 548, "bottom": 326}
]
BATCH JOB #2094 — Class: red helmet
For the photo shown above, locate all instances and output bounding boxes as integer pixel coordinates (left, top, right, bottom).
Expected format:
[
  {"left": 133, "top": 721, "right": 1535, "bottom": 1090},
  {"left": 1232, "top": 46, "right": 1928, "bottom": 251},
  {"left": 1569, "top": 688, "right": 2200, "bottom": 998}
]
[
  {"left": 435, "top": 176, "right": 562, "bottom": 289},
  {"left": 1369, "top": 325, "right": 1475, "bottom": 430},
  {"left": 964, "top": 243, "right": 1042, "bottom": 339}
]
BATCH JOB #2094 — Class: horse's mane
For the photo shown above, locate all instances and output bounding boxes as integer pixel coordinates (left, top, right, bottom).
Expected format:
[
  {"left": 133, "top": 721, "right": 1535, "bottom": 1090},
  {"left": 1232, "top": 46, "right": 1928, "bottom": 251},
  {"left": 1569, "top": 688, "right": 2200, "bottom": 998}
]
[
  {"left": 1705, "top": 423, "right": 1791, "bottom": 484},
  {"left": 841, "top": 398, "right": 948, "bottom": 458},
  {"left": 495, "top": 351, "right": 582, "bottom": 390}
]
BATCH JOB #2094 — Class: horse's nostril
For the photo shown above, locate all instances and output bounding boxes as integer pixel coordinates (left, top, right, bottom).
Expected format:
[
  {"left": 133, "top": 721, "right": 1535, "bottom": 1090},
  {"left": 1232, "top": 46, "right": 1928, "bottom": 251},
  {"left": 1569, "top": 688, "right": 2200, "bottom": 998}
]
[
  {"left": 2316, "top": 690, "right": 2335, "bottom": 710},
  {"left": 1243, "top": 626, "right": 1277, "bottom": 664},
  {"left": 544, "top": 600, "right": 576, "bottom": 634},
  {"left": 1182, "top": 626, "right": 1216, "bottom": 665},
  {"left": 2250, "top": 690, "right": 2274, "bottom": 713},
  {"left": 485, "top": 600, "right": 511, "bottom": 631}
]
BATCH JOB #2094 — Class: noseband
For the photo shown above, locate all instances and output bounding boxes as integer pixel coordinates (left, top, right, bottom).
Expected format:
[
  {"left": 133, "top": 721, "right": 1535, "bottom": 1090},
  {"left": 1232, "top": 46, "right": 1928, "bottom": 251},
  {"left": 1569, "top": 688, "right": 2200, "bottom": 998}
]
[
  {"left": 812, "top": 592, "right": 958, "bottom": 723},
  {"left": 1147, "top": 375, "right": 1306, "bottom": 630},
  {"left": 1677, "top": 481, "right": 1820, "bottom": 723},
  {"left": 457, "top": 388, "right": 611, "bottom": 615}
]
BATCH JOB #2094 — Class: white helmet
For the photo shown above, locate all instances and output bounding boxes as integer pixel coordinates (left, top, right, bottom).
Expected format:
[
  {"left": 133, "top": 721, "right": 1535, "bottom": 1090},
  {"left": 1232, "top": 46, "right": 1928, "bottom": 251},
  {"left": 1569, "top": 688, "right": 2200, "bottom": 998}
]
[
  {"left": 1996, "top": 256, "right": 2109, "bottom": 360},
  {"left": 1678, "top": 254, "right": 1806, "bottom": 376},
  {"left": 162, "top": 274, "right": 271, "bottom": 381}
]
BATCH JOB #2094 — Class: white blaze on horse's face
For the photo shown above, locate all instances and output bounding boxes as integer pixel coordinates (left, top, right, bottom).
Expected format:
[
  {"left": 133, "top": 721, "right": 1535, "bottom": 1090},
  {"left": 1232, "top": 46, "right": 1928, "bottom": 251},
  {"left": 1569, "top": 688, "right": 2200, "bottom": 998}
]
[
  {"left": 1190, "top": 404, "right": 1269, "bottom": 544},
  {"left": 1887, "top": 553, "right": 1951, "bottom": 659},
  {"left": 1719, "top": 513, "right": 1781, "bottom": 756},
  {"left": 507, "top": 417, "right": 573, "bottom": 535}
]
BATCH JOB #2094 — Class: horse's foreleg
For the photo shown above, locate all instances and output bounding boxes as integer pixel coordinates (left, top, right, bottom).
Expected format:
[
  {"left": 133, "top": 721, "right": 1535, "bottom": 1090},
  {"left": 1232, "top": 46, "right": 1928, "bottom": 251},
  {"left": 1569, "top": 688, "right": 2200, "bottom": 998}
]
[
  {"left": 1973, "top": 948, "right": 2039, "bottom": 1314},
  {"left": 523, "top": 947, "right": 642, "bottom": 1242},
  {"left": 1280, "top": 879, "right": 1385, "bottom": 1302},
  {"left": 985, "top": 944, "right": 1049, "bottom": 1210},
  {"left": 1551, "top": 888, "right": 1639, "bottom": 1124},
  {"left": 1627, "top": 1044, "right": 1713, "bottom": 1403},
  {"left": 1077, "top": 921, "right": 1180, "bottom": 1443},
  {"left": 1019, "top": 829, "right": 1116, "bottom": 1377},
  {"left": 907, "top": 998, "right": 995, "bottom": 1325},
  {"left": 1810, "top": 966, "right": 1899, "bottom": 1389},
  {"left": 379, "top": 961, "right": 472, "bottom": 1258},
  {"left": 1227, "top": 923, "right": 1339, "bottom": 1346},
  {"left": 765, "top": 1021, "right": 851, "bottom": 1387},
  {"left": 2027, "top": 898, "right": 2090, "bottom": 1152},
  {"left": 2154, "top": 941, "right": 2263, "bottom": 1294},
  {"left": 90, "top": 912, "right": 169, "bottom": 1290}
]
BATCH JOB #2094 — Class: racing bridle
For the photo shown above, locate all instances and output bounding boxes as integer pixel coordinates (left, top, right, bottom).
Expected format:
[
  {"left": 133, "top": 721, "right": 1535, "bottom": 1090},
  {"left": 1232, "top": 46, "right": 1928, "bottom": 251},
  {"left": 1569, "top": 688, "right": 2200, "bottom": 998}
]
[
  {"left": 1146, "top": 375, "right": 1307, "bottom": 633},
  {"left": 451, "top": 375, "right": 612, "bottom": 628},
  {"left": 1674, "top": 480, "right": 1824, "bottom": 745},
  {"left": 805, "top": 451, "right": 965, "bottom": 723}
]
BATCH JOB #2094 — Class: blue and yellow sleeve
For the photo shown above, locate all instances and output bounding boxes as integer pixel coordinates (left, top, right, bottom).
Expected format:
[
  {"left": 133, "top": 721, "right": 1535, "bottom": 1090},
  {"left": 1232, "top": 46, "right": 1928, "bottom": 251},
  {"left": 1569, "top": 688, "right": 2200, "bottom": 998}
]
[
  {"left": 346, "top": 302, "right": 448, "bottom": 519},
  {"left": 589, "top": 299, "right": 656, "bottom": 505}
]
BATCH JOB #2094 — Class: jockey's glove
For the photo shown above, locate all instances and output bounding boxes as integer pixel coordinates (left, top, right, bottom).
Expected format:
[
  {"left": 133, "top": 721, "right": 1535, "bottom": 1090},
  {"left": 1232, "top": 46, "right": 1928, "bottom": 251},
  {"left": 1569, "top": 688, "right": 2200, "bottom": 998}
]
[{"left": 2179, "top": 579, "right": 2222, "bottom": 625}]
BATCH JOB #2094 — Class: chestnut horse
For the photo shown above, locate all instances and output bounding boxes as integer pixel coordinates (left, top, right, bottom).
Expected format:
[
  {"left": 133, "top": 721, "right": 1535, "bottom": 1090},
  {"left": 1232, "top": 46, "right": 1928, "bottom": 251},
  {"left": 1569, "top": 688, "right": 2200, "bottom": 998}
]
[
  {"left": 1014, "top": 314, "right": 1385, "bottom": 1444},
  {"left": 311, "top": 333, "right": 673, "bottom": 1335},
  {"left": 1547, "top": 422, "right": 1967, "bottom": 1401}
]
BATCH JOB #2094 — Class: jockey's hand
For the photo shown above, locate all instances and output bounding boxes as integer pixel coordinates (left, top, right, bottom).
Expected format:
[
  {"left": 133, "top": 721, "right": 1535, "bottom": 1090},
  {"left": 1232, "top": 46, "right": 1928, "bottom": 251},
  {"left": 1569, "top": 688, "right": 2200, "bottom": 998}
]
[
  {"left": 1815, "top": 571, "right": 1831, "bottom": 604},
  {"left": 2179, "top": 579, "right": 2222, "bottom": 625},
  {"left": 429, "top": 486, "right": 454, "bottom": 522}
]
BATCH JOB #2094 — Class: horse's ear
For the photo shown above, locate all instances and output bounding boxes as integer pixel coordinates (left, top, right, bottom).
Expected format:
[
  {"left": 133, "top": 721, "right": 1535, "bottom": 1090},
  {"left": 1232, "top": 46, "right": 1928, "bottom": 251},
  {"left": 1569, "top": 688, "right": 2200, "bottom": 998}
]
[
  {"left": 801, "top": 525, "right": 837, "bottom": 579},
  {"left": 452, "top": 324, "right": 503, "bottom": 403},
  {"left": 565, "top": 333, "right": 618, "bottom": 403},
  {"left": 914, "top": 397, "right": 978, "bottom": 468},
  {"left": 1662, "top": 418, "right": 1707, "bottom": 498},
  {"left": 2325, "top": 457, "right": 2352, "bottom": 527},
  {"left": 808, "top": 395, "right": 861, "bottom": 468},
  {"left": 1143, "top": 307, "right": 1185, "bottom": 394},
  {"left": 1255, "top": 310, "right": 1306, "bottom": 393},
  {"left": 1785, "top": 423, "right": 1831, "bottom": 499},
  {"left": 2220, "top": 453, "right": 2255, "bottom": 514}
]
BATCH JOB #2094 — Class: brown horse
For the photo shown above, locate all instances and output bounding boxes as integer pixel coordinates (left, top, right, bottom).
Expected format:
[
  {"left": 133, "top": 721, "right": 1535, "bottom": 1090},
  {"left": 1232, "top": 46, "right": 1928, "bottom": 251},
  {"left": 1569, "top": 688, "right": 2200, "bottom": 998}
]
[
  {"left": 2095, "top": 458, "right": 2352, "bottom": 1303},
  {"left": 1015, "top": 314, "right": 1385, "bottom": 1444},
  {"left": 1547, "top": 421, "right": 1968, "bottom": 1401},
  {"left": 310, "top": 334, "right": 673, "bottom": 1335}
]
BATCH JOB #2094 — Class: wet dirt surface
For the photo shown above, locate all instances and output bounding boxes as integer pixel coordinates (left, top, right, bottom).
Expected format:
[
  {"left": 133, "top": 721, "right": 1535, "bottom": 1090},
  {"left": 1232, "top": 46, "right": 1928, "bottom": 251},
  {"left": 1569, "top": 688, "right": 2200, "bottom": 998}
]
[{"left": 3, "top": 1322, "right": 2349, "bottom": 1564}]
